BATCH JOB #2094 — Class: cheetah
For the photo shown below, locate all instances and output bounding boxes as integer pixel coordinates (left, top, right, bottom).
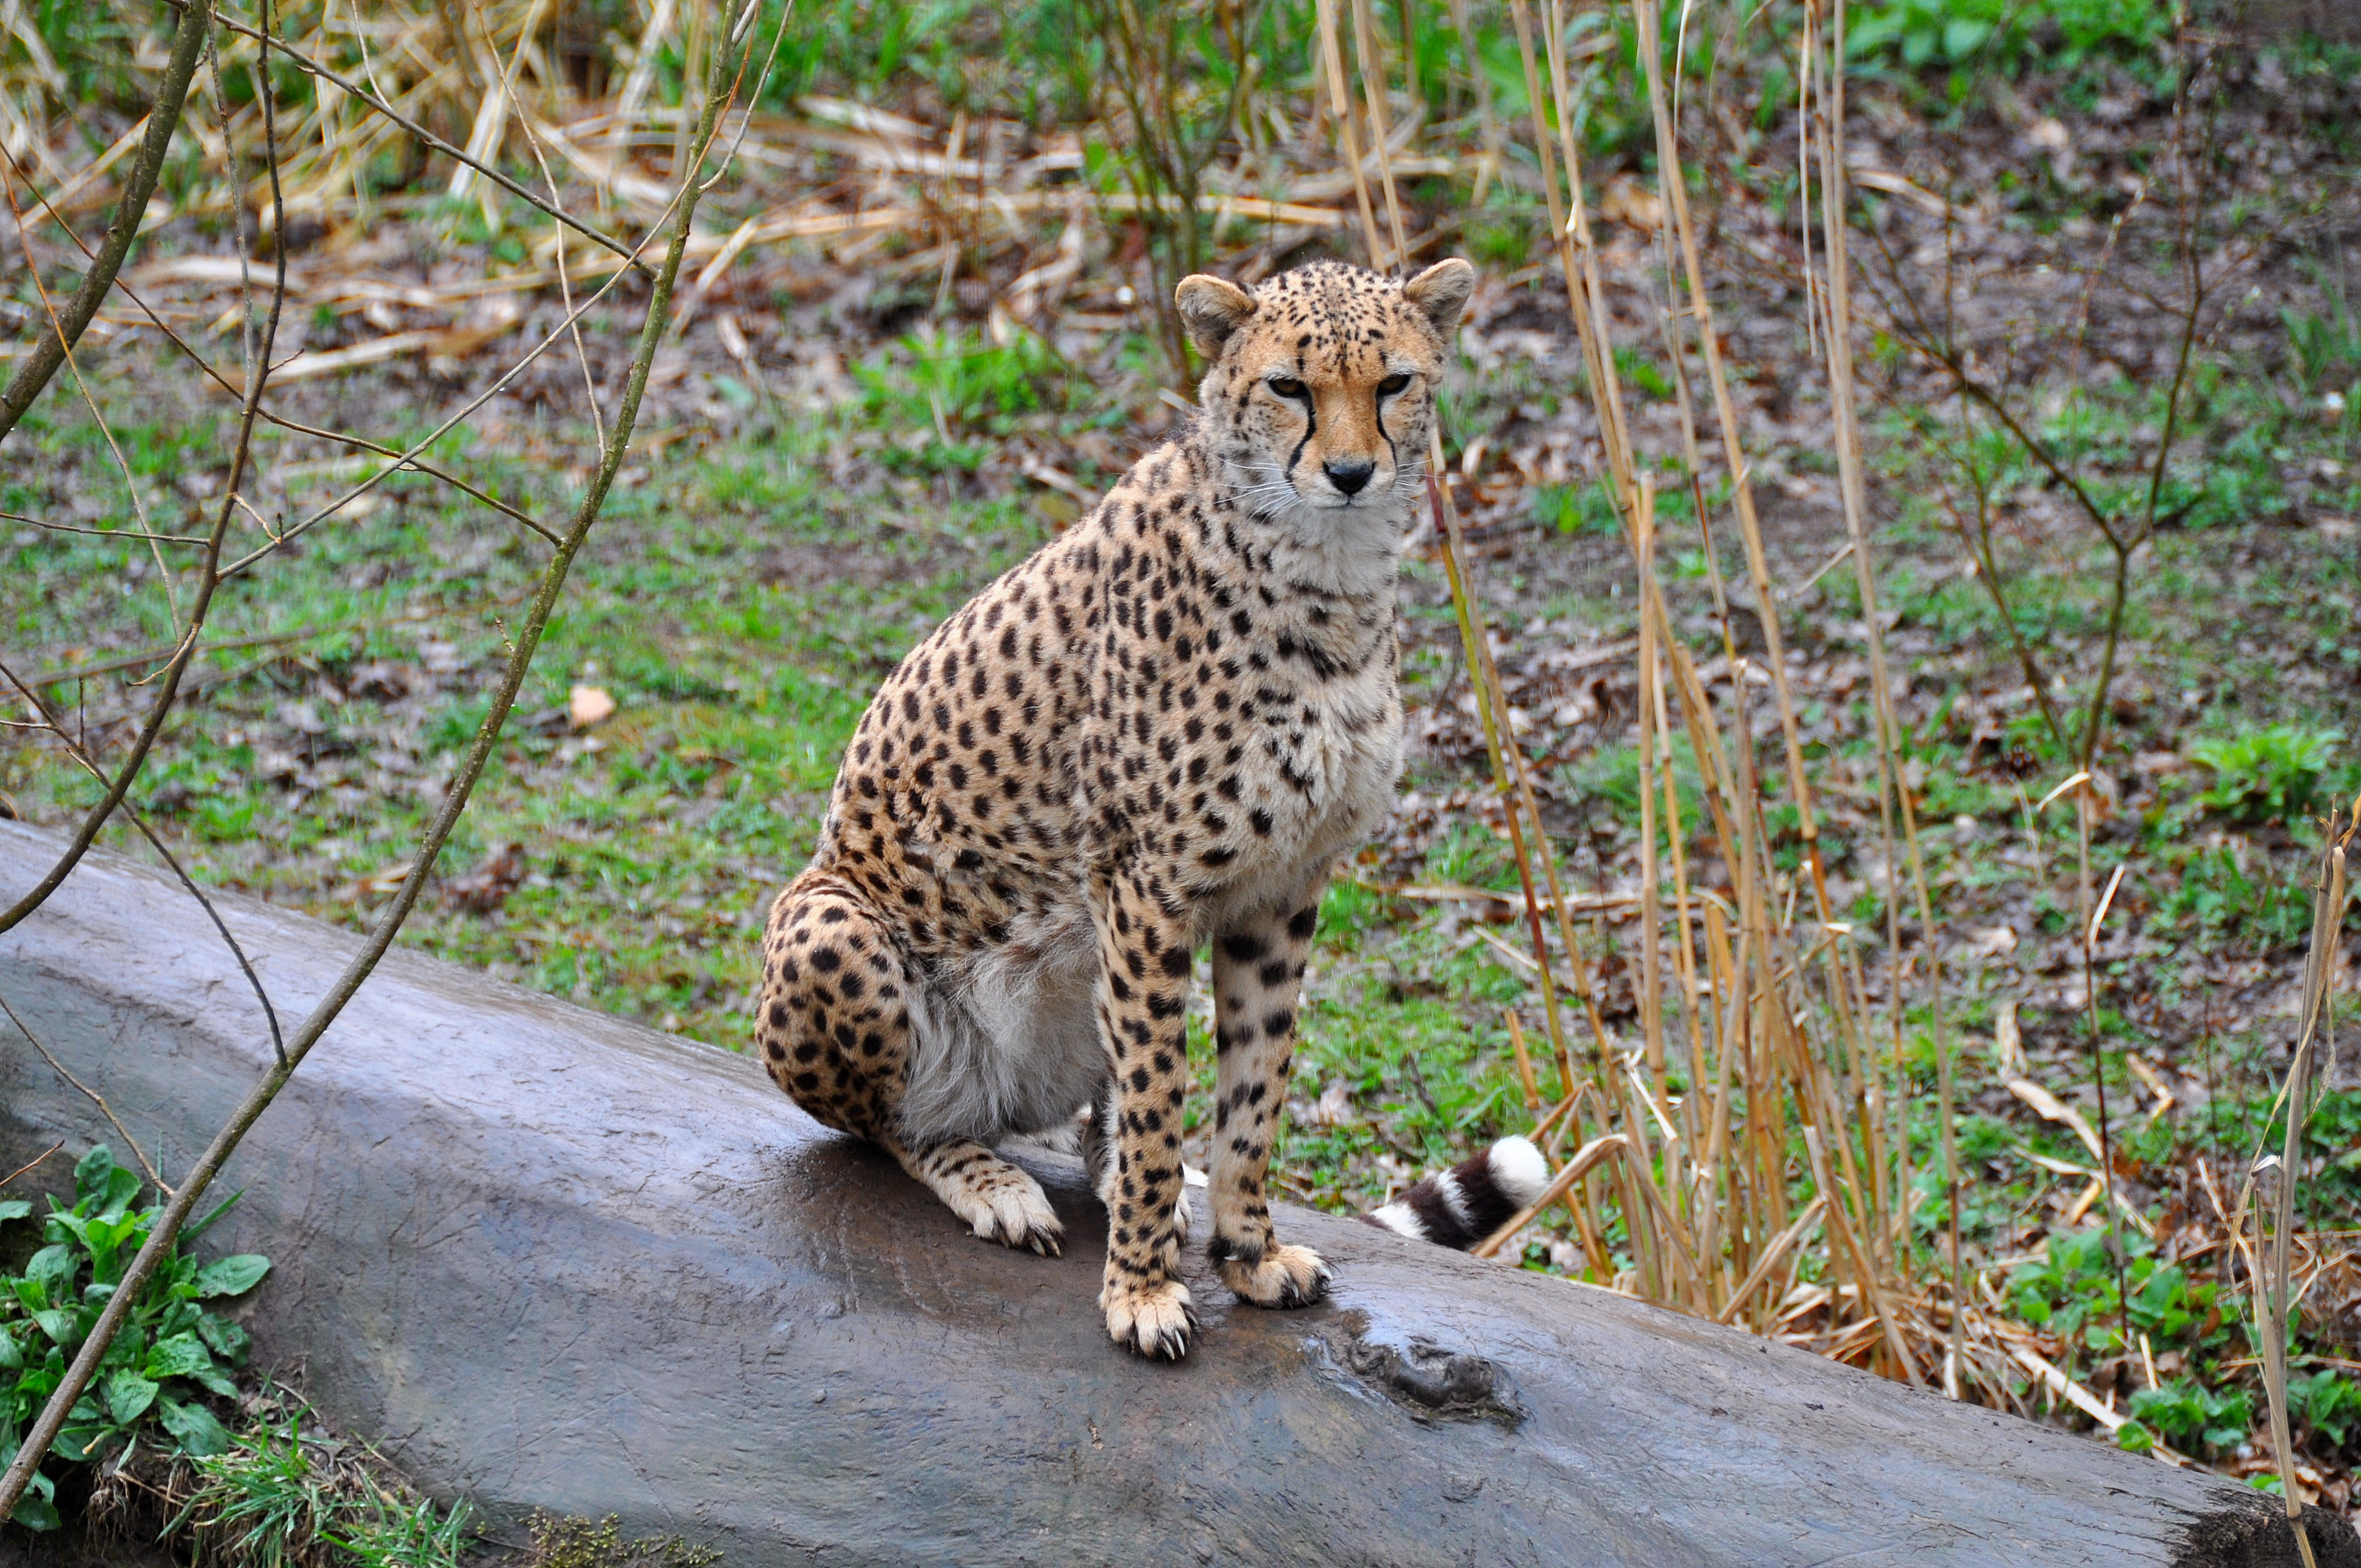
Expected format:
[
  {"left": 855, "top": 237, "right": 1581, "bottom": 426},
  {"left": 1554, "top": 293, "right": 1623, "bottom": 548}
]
[{"left": 755, "top": 257, "right": 1477, "bottom": 1359}]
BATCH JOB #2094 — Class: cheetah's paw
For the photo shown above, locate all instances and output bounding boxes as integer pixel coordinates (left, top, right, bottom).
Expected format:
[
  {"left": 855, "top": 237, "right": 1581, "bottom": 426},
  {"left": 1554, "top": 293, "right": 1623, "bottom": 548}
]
[
  {"left": 953, "top": 1174, "right": 1064, "bottom": 1256},
  {"left": 1216, "top": 1241, "right": 1331, "bottom": 1309},
  {"left": 1100, "top": 1275, "right": 1198, "bottom": 1361}
]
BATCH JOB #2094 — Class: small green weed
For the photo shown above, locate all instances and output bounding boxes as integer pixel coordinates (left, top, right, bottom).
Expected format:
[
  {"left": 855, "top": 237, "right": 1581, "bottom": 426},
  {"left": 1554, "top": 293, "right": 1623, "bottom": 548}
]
[
  {"left": 328, "top": 1479, "right": 475, "bottom": 1568},
  {"left": 857, "top": 324, "right": 1068, "bottom": 437},
  {"left": 176, "top": 1403, "right": 475, "bottom": 1568},
  {"left": 1846, "top": 0, "right": 2173, "bottom": 84},
  {"left": 2283, "top": 292, "right": 2361, "bottom": 402},
  {"left": 526, "top": 1511, "right": 722, "bottom": 1568},
  {"left": 2188, "top": 725, "right": 2345, "bottom": 824},
  {"left": 174, "top": 1413, "right": 340, "bottom": 1568},
  {"left": 1612, "top": 346, "right": 1673, "bottom": 401},
  {"left": 0, "top": 1146, "right": 269, "bottom": 1531},
  {"left": 1530, "top": 477, "right": 1620, "bottom": 536},
  {"left": 2151, "top": 840, "right": 2319, "bottom": 953}
]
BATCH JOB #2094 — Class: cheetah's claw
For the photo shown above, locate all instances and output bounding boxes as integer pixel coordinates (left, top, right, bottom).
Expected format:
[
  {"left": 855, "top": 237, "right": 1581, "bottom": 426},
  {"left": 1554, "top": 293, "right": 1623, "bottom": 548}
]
[
  {"left": 1101, "top": 1276, "right": 1198, "bottom": 1361},
  {"left": 1216, "top": 1241, "right": 1331, "bottom": 1309},
  {"left": 972, "top": 1191, "right": 1064, "bottom": 1257}
]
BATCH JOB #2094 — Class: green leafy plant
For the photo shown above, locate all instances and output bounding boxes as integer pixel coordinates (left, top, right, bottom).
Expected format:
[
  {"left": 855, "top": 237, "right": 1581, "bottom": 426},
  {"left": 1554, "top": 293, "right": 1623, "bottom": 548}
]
[
  {"left": 1846, "top": 0, "right": 2172, "bottom": 81},
  {"left": 2291, "top": 1370, "right": 2361, "bottom": 1452},
  {"left": 857, "top": 326, "right": 1067, "bottom": 437},
  {"left": 0, "top": 1145, "right": 269, "bottom": 1531},
  {"left": 2120, "top": 1378, "right": 2252, "bottom": 1457},
  {"left": 2008, "top": 1226, "right": 2218, "bottom": 1353},
  {"left": 2188, "top": 725, "right": 2344, "bottom": 824}
]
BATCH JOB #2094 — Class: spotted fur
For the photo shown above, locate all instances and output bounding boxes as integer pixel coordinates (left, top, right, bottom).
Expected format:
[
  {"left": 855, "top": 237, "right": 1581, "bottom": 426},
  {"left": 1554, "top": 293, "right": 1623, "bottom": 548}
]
[{"left": 755, "top": 258, "right": 1476, "bottom": 1359}]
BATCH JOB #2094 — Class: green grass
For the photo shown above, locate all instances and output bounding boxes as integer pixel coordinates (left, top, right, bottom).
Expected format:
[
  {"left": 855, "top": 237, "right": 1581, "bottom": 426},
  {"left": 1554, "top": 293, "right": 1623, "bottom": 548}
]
[{"left": 4, "top": 352, "right": 1046, "bottom": 1050}]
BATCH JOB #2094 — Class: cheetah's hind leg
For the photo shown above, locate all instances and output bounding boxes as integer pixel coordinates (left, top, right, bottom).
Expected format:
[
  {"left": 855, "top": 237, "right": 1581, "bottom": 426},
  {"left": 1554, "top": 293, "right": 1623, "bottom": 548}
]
[{"left": 890, "top": 1138, "right": 1065, "bottom": 1256}]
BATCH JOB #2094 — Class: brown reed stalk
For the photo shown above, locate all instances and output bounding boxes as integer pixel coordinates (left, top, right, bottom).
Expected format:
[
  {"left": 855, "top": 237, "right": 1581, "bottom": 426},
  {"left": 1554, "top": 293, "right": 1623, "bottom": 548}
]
[
  {"left": 1317, "top": 0, "right": 1592, "bottom": 1211},
  {"left": 1444, "top": 0, "right": 1506, "bottom": 204},
  {"left": 1623, "top": 0, "right": 1830, "bottom": 922},
  {"left": 2251, "top": 813, "right": 2351, "bottom": 1562},
  {"left": 1354, "top": 0, "right": 1681, "bottom": 1285},
  {"left": 1799, "top": 0, "right": 1957, "bottom": 1309},
  {"left": 1347, "top": 0, "right": 1410, "bottom": 265},
  {"left": 1313, "top": 0, "right": 1385, "bottom": 269}
]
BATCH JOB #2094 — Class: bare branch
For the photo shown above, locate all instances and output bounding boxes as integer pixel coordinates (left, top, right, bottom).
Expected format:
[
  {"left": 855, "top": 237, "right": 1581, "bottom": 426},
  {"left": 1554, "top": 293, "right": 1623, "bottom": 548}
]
[
  {"left": 0, "top": 0, "right": 293, "bottom": 944},
  {"left": 2, "top": 512, "right": 214, "bottom": 547},
  {"left": 1, "top": 1143, "right": 66, "bottom": 1189},
  {"left": 0, "top": 990, "right": 171, "bottom": 1196}
]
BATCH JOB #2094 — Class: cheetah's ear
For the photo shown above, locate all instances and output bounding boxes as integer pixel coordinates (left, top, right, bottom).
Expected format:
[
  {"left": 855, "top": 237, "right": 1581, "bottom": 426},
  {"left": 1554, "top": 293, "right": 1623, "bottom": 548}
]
[
  {"left": 1401, "top": 258, "right": 1476, "bottom": 337},
  {"left": 1174, "top": 275, "right": 1256, "bottom": 360}
]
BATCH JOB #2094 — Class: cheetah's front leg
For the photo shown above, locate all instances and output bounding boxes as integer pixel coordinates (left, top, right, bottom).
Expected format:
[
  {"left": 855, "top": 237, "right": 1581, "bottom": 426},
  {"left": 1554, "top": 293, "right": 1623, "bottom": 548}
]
[
  {"left": 1206, "top": 893, "right": 1331, "bottom": 1309},
  {"left": 1091, "top": 864, "right": 1199, "bottom": 1360}
]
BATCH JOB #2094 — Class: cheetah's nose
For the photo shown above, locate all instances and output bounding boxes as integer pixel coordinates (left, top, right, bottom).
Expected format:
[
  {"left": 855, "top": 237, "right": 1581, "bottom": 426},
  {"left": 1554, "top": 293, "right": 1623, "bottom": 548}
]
[{"left": 1323, "top": 458, "right": 1375, "bottom": 496}]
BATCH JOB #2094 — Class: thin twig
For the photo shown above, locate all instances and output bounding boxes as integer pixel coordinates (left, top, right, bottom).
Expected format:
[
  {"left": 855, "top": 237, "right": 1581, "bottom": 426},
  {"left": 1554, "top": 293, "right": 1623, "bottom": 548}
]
[
  {"left": 0, "top": 1143, "right": 66, "bottom": 1189},
  {"left": 0, "top": 656, "right": 287, "bottom": 1064},
  {"left": 1, "top": 513, "right": 213, "bottom": 547},
  {"left": 0, "top": 991, "right": 170, "bottom": 1195}
]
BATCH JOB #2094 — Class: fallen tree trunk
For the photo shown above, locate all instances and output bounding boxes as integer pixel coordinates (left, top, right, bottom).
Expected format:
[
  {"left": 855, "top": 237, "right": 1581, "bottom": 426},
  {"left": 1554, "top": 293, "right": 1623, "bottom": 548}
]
[{"left": 0, "top": 820, "right": 2350, "bottom": 1567}]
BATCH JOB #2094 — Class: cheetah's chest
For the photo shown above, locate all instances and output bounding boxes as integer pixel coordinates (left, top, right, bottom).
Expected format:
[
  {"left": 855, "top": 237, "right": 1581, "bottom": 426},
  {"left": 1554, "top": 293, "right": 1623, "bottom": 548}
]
[{"left": 1209, "top": 632, "right": 1402, "bottom": 914}]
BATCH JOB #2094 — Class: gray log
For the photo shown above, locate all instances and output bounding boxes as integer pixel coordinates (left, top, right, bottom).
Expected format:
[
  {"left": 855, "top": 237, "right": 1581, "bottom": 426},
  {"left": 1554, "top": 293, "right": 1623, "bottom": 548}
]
[{"left": 0, "top": 820, "right": 2351, "bottom": 1567}]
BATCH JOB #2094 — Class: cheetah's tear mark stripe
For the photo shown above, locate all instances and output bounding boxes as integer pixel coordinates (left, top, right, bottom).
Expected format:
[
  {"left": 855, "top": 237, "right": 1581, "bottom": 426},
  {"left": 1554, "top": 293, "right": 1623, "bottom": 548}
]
[{"left": 1361, "top": 1135, "right": 1549, "bottom": 1252}]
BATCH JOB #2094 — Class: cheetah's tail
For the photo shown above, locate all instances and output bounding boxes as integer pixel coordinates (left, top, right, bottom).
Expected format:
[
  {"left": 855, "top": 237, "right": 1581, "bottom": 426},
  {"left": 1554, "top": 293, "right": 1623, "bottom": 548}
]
[{"left": 1359, "top": 1135, "right": 1550, "bottom": 1253}]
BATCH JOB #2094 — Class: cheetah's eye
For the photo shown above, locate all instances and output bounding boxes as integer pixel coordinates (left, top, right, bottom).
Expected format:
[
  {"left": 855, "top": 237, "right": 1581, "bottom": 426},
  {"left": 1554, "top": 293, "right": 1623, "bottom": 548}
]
[
  {"left": 1377, "top": 373, "right": 1412, "bottom": 397},
  {"left": 1267, "top": 377, "right": 1307, "bottom": 401}
]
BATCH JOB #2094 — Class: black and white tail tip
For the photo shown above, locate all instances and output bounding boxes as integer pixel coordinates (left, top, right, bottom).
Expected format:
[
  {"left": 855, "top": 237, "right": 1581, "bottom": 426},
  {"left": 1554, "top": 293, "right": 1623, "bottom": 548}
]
[{"left": 1361, "top": 1136, "right": 1551, "bottom": 1252}]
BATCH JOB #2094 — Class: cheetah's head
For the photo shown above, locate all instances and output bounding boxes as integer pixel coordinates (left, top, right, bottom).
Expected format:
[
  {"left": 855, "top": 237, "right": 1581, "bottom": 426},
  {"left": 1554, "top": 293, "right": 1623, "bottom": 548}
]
[{"left": 1175, "top": 258, "right": 1475, "bottom": 535}]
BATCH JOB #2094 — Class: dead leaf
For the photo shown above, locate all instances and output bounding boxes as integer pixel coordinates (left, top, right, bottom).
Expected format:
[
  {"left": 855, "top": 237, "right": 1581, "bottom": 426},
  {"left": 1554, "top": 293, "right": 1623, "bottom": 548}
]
[
  {"left": 1308, "top": 1079, "right": 1358, "bottom": 1128},
  {"left": 2006, "top": 1074, "right": 2107, "bottom": 1165},
  {"left": 1994, "top": 995, "right": 2024, "bottom": 1073},
  {"left": 569, "top": 685, "right": 617, "bottom": 730},
  {"left": 1598, "top": 177, "right": 1663, "bottom": 234},
  {"left": 445, "top": 842, "right": 526, "bottom": 914},
  {"left": 1848, "top": 168, "right": 1947, "bottom": 217}
]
